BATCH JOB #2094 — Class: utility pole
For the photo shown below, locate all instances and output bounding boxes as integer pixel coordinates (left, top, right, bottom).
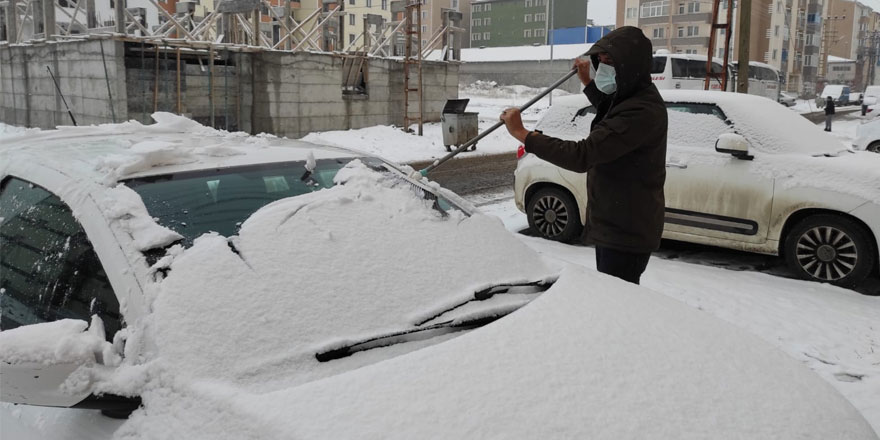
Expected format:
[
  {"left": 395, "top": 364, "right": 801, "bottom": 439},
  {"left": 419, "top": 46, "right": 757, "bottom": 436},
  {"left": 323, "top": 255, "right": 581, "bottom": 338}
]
[{"left": 737, "top": 0, "right": 751, "bottom": 93}]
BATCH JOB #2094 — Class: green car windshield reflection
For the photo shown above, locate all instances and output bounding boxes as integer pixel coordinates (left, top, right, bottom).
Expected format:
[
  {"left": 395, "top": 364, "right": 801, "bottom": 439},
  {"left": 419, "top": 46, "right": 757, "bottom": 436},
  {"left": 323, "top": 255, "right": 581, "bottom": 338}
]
[{"left": 125, "top": 158, "right": 457, "bottom": 248}]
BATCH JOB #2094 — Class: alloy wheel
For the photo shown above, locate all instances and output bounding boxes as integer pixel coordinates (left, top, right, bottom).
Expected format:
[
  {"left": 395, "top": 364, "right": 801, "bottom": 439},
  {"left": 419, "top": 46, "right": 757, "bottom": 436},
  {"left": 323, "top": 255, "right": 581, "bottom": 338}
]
[
  {"left": 532, "top": 194, "right": 570, "bottom": 238},
  {"left": 795, "top": 226, "right": 858, "bottom": 282}
]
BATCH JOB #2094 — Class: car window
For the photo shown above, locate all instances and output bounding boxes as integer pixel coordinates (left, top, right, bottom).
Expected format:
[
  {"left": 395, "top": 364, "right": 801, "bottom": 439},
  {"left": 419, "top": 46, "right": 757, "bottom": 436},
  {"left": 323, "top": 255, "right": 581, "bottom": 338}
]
[
  {"left": 0, "top": 177, "right": 122, "bottom": 340},
  {"left": 665, "top": 103, "right": 728, "bottom": 122},
  {"left": 651, "top": 56, "right": 667, "bottom": 74},
  {"left": 671, "top": 58, "right": 688, "bottom": 78}
]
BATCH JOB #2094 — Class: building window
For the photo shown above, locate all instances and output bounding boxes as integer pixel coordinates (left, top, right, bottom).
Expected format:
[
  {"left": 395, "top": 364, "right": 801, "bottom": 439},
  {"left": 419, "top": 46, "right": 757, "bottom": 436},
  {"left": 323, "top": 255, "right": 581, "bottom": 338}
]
[
  {"left": 626, "top": 7, "right": 637, "bottom": 18},
  {"left": 641, "top": 1, "right": 669, "bottom": 18},
  {"left": 484, "top": 17, "right": 491, "bottom": 25},
  {"left": 382, "top": 0, "right": 387, "bottom": 9},
  {"left": 483, "top": 32, "right": 490, "bottom": 39},
  {"left": 524, "top": 14, "right": 532, "bottom": 23},
  {"left": 349, "top": 0, "right": 354, "bottom": 5},
  {"left": 534, "top": 13, "right": 546, "bottom": 21},
  {"left": 473, "top": 33, "right": 481, "bottom": 41},
  {"left": 774, "top": 25, "right": 779, "bottom": 36},
  {"left": 653, "top": 27, "right": 665, "bottom": 39},
  {"left": 349, "top": 33, "right": 355, "bottom": 43},
  {"left": 679, "top": 2, "right": 684, "bottom": 13},
  {"left": 349, "top": 14, "right": 355, "bottom": 25},
  {"left": 485, "top": 3, "right": 490, "bottom": 11},
  {"left": 473, "top": 18, "right": 481, "bottom": 26},
  {"left": 366, "top": 0, "right": 371, "bottom": 6},
  {"left": 678, "top": 26, "right": 684, "bottom": 37},
  {"left": 525, "top": 0, "right": 532, "bottom": 6},
  {"left": 772, "top": 49, "right": 778, "bottom": 60},
  {"left": 687, "top": 1, "right": 699, "bottom": 13},
  {"left": 535, "top": 0, "right": 545, "bottom": 5},
  {"left": 452, "top": 0, "right": 458, "bottom": 8},
  {"left": 687, "top": 25, "right": 699, "bottom": 36},
  {"left": 422, "top": 25, "right": 427, "bottom": 33},
  {"left": 524, "top": 29, "right": 532, "bottom": 37},
  {"left": 536, "top": 28, "right": 545, "bottom": 37},
  {"left": 473, "top": 4, "right": 481, "bottom": 12}
]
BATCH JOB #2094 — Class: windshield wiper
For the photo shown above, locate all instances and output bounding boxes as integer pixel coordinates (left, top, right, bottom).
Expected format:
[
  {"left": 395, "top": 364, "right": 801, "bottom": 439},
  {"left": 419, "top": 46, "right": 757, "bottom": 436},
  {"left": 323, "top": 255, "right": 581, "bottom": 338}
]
[
  {"left": 315, "top": 279, "right": 554, "bottom": 362},
  {"left": 315, "top": 312, "right": 510, "bottom": 362}
]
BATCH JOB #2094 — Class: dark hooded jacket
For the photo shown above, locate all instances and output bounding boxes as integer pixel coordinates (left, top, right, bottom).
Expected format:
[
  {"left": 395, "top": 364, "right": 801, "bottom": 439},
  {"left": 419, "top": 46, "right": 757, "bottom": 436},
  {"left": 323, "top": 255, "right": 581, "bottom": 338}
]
[{"left": 524, "top": 26, "right": 667, "bottom": 253}]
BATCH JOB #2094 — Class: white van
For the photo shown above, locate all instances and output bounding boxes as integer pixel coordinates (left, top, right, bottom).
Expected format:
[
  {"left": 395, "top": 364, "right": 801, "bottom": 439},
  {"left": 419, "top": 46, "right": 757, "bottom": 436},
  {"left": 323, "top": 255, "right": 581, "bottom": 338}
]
[
  {"left": 818, "top": 84, "right": 851, "bottom": 106},
  {"left": 650, "top": 50, "right": 782, "bottom": 102}
]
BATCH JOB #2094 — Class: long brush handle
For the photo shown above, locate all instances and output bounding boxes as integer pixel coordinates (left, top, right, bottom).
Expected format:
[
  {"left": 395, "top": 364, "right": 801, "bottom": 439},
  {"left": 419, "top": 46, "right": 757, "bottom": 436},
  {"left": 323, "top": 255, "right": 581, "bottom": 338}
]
[{"left": 418, "top": 66, "right": 579, "bottom": 176}]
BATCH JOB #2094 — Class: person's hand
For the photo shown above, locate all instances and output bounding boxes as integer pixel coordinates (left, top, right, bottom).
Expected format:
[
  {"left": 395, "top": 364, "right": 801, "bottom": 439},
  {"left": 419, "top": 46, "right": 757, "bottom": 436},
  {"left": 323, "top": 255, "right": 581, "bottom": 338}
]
[
  {"left": 574, "top": 58, "right": 592, "bottom": 87},
  {"left": 499, "top": 108, "right": 530, "bottom": 143}
]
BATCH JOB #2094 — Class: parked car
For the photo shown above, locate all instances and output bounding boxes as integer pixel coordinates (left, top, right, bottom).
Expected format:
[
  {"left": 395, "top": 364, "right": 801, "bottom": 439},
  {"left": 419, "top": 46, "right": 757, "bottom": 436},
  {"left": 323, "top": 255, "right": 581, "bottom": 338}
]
[
  {"left": 514, "top": 90, "right": 880, "bottom": 288},
  {"left": 778, "top": 90, "right": 797, "bottom": 107},
  {"left": 3, "top": 114, "right": 879, "bottom": 440},
  {"left": 854, "top": 117, "right": 880, "bottom": 153},
  {"left": 818, "top": 84, "right": 852, "bottom": 106},
  {"left": 861, "top": 85, "right": 880, "bottom": 115}
]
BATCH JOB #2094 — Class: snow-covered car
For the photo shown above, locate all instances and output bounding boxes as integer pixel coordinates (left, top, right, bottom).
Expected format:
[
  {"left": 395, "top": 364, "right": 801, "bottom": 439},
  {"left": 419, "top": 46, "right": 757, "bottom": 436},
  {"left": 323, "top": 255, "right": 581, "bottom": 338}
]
[
  {"left": 778, "top": 91, "right": 797, "bottom": 107},
  {"left": 854, "top": 118, "right": 880, "bottom": 153},
  {"left": 514, "top": 90, "right": 880, "bottom": 288},
  {"left": 2, "top": 114, "right": 878, "bottom": 440}
]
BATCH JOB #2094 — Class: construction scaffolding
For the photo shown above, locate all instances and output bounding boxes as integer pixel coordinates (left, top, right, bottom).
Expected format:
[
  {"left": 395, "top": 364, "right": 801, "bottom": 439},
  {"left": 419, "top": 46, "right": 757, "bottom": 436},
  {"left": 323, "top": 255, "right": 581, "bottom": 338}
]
[
  {"left": 705, "top": 0, "right": 734, "bottom": 91},
  {"left": 1, "top": 0, "right": 465, "bottom": 57},
  {"left": 402, "top": 0, "right": 422, "bottom": 135}
]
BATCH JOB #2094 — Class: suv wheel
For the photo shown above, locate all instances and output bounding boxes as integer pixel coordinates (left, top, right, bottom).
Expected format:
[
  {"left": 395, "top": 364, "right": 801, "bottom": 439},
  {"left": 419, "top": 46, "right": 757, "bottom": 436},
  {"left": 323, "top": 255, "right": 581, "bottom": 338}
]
[
  {"left": 783, "top": 214, "right": 875, "bottom": 287},
  {"left": 867, "top": 141, "right": 880, "bottom": 153},
  {"left": 527, "top": 187, "right": 582, "bottom": 242}
]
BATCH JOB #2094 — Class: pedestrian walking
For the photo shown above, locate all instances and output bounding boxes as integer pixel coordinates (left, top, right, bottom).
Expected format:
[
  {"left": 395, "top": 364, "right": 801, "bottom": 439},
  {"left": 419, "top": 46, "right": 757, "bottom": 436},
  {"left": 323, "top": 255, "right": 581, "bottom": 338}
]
[
  {"left": 499, "top": 26, "right": 667, "bottom": 285},
  {"left": 825, "top": 96, "right": 836, "bottom": 132}
]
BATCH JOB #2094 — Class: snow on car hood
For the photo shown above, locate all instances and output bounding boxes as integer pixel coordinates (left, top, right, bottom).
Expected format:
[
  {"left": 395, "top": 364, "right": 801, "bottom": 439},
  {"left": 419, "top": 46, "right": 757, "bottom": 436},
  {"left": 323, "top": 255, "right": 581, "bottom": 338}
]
[
  {"left": 112, "top": 266, "right": 879, "bottom": 440},
  {"left": 97, "top": 160, "right": 555, "bottom": 401}
]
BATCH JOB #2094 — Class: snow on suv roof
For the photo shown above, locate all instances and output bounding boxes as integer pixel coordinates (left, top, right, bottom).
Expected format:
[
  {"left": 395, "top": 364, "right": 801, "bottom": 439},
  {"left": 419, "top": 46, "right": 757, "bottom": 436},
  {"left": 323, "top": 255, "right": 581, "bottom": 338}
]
[
  {"left": 538, "top": 90, "right": 846, "bottom": 157},
  {"left": 0, "top": 113, "right": 362, "bottom": 185}
]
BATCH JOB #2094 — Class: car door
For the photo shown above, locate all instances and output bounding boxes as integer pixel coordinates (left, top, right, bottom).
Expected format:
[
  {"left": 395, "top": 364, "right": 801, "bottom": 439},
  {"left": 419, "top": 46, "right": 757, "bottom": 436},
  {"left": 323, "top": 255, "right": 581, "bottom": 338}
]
[
  {"left": 0, "top": 176, "right": 129, "bottom": 408},
  {"left": 663, "top": 103, "right": 775, "bottom": 245}
]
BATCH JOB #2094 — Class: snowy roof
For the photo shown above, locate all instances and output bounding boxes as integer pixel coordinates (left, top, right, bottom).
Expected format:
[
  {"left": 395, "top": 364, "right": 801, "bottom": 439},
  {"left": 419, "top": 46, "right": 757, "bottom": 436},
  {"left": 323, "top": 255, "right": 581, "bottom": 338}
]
[
  {"left": 0, "top": 113, "right": 363, "bottom": 185},
  {"left": 429, "top": 43, "right": 592, "bottom": 63},
  {"left": 828, "top": 55, "right": 856, "bottom": 63}
]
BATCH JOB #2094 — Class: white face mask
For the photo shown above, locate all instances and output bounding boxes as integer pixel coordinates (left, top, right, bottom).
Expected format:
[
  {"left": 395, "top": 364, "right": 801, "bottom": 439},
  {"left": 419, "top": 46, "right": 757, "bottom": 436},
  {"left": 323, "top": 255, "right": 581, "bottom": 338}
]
[{"left": 595, "top": 62, "right": 618, "bottom": 95}]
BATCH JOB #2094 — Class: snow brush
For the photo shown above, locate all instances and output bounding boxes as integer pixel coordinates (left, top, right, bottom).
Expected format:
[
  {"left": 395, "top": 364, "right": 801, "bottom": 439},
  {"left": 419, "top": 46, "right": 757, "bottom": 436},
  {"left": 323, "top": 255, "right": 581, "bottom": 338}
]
[{"left": 413, "top": 65, "right": 580, "bottom": 178}]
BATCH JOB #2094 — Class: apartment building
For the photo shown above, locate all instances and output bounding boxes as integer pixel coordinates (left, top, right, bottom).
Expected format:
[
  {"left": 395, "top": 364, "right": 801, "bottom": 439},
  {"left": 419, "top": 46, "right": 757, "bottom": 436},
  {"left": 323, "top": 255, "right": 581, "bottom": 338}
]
[
  {"left": 617, "top": 0, "right": 829, "bottom": 95},
  {"left": 824, "top": 0, "right": 880, "bottom": 90},
  {"left": 469, "top": 0, "right": 588, "bottom": 47}
]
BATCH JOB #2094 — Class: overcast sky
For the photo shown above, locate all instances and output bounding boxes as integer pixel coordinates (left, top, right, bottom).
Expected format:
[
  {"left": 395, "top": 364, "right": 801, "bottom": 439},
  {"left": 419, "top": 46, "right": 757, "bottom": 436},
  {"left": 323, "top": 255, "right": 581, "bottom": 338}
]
[{"left": 588, "top": 0, "right": 616, "bottom": 26}]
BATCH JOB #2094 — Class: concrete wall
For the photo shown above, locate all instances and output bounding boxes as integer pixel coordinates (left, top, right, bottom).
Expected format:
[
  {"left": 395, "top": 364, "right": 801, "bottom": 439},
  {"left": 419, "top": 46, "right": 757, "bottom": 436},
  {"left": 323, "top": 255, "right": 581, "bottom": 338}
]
[
  {"left": 1, "top": 38, "right": 458, "bottom": 138},
  {"left": 250, "top": 51, "right": 458, "bottom": 138},
  {"left": 458, "top": 58, "right": 584, "bottom": 93},
  {"left": 0, "top": 39, "right": 127, "bottom": 128}
]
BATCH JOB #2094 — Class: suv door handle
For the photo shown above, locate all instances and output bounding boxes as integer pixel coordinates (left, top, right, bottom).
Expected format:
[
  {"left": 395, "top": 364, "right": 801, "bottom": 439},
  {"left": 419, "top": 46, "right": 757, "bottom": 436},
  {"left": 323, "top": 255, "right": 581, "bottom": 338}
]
[{"left": 666, "top": 161, "right": 688, "bottom": 169}]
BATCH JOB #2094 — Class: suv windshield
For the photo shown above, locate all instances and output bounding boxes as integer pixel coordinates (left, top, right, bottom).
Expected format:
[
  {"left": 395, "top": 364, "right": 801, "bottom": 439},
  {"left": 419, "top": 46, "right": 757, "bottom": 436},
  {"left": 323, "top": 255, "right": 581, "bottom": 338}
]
[{"left": 126, "top": 158, "right": 373, "bottom": 245}]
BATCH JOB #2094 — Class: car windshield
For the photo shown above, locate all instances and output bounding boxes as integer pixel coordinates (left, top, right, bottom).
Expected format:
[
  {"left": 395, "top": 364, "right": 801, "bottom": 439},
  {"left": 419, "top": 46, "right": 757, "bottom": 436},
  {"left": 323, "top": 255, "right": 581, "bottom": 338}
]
[{"left": 125, "top": 157, "right": 457, "bottom": 246}]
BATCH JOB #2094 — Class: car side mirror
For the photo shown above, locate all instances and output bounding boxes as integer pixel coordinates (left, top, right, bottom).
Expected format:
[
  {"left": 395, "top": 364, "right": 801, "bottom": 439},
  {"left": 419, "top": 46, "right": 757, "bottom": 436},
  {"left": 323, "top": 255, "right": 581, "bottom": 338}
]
[{"left": 715, "top": 133, "right": 754, "bottom": 160}]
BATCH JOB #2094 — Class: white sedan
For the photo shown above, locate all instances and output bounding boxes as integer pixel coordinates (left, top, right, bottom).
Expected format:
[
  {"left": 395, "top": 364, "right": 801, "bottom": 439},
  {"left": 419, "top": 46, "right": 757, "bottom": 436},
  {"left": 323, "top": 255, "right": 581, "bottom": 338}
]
[
  {"left": 854, "top": 117, "right": 880, "bottom": 153},
  {"left": 1, "top": 114, "right": 878, "bottom": 439},
  {"left": 515, "top": 90, "right": 880, "bottom": 288}
]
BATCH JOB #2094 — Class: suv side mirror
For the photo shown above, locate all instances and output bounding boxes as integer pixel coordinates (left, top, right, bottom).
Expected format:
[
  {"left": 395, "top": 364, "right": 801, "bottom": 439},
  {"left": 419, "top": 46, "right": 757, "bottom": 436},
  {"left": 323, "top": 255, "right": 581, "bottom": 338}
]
[{"left": 715, "top": 133, "right": 754, "bottom": 160}]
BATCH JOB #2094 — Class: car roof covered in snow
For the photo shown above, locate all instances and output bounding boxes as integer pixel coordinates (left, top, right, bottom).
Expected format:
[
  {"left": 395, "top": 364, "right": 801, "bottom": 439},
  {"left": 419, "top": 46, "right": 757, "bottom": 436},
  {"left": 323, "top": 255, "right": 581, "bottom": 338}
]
[{"left": 0, "top": 113, "right": 364, "bottom": 184}]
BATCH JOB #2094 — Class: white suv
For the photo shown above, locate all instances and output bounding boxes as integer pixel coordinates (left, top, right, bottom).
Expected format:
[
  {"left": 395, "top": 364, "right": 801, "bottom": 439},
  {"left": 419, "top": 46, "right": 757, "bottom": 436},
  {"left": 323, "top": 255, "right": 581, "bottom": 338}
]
[{"left": 514, "top": 90, "right": 880, "bottom": 288}]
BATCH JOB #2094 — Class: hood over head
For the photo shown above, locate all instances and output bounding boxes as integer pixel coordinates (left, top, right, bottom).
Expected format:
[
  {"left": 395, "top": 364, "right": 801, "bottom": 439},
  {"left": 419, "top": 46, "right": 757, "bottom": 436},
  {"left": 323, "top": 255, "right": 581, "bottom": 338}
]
[{"left": 585, "top": 26, "right": 654, "bottom": 100}]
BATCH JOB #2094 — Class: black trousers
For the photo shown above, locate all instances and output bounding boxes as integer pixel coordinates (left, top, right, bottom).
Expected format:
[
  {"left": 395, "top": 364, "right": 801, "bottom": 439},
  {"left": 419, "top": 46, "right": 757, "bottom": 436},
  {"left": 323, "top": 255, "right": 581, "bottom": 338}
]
[{"left": 595, "top": 246, "right": 651, "bottom": 285}]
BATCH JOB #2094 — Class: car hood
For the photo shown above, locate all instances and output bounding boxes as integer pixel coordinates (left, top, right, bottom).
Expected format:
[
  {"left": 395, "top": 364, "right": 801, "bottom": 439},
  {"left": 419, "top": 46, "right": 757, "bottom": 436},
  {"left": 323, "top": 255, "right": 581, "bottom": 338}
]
[
  {"left": 93, "top": 160, "right": 556, "bottom": 399},
  {"left": 112, "top": 266, "right": 879, "bottom": 439}
]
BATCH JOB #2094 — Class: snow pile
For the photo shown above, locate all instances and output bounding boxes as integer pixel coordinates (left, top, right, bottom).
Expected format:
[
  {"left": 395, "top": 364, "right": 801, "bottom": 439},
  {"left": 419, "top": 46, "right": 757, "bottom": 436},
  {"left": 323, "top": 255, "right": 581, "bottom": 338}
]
[
  {"left": 96, "top": 141, "right": 197, "bottom": 185},
  {"left": 97, "top": 184, "right": 183, "bottom": 252},
  {"left": 153, "top": 266, "right": 877, "bottom": 440},
  {"left": 0, "top": 318, "right": 116, "bottom": 366}
]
